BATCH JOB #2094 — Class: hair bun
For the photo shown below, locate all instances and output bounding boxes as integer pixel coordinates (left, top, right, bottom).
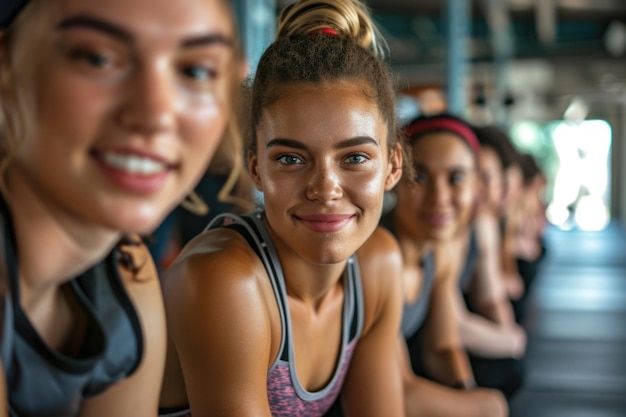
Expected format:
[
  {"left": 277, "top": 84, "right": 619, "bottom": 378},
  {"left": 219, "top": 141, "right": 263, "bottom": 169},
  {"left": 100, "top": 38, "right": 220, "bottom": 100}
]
[{"left": 276, "top": 0, "right": 387, "bottom": 58}]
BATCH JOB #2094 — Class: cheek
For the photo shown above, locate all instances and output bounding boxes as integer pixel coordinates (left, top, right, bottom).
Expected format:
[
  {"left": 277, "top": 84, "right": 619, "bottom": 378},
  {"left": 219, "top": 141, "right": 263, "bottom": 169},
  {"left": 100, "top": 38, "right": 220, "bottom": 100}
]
[
  {"left": 180, "top": 100, "right": 230, "bottom": 172},
  {"left": 36, "top": 70, "right": 112, "bottom": 143},
  {"left": 459, "top": 186, "right": 477, "bottom": 211},
  {"left": 351, "top": 170, "right": 387, "bottom": 205}
]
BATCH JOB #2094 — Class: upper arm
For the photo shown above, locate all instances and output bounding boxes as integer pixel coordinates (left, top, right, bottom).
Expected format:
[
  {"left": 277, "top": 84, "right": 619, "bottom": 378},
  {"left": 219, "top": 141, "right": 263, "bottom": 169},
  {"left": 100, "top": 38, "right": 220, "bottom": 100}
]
[
  {"left": 162, "top": 234, "right": 274, "bottom": 417},
  {"left": 341, "top": 228, "right": 405, "bottom": 417},
  {"left": 471, "top": 220, "right": 507, "bottom": 305},
  {"left": 79, "top": 242, "right": 166, "bottom": 417}
]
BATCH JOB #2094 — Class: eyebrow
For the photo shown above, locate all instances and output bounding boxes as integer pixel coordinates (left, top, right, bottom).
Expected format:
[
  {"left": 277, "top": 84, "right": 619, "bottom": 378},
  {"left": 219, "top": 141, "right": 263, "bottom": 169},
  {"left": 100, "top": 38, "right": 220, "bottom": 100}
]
[
  {"left": 57, "top": 15, "right": 233, "bottom": 49},
  {"left": 413, "top": 162, "right": 469, "bottom": 172},
  {"left": 57, "top": 16, "right": 133, "bottom": 43},
  {"left": 266, "top": 136, "right": 380, "bottom": 150}
]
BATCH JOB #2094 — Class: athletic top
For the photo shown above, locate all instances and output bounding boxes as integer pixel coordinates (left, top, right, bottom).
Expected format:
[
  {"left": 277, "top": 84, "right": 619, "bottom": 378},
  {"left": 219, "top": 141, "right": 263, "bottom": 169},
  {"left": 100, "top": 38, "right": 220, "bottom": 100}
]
[
  {"left": 379, "top": 213, "right": 435, "bottom": 340},
  {"left": 459, "top": 227, "right": 479, "bottom": 293},
  {"left": 0, "top": 196, "right": 144, "bottom": 417},
  {"left": 160, "top": 212, "right": 365, "bottom": 417},
  {"left": 400, "top": 252, "right": 435, "bottom": 340}
]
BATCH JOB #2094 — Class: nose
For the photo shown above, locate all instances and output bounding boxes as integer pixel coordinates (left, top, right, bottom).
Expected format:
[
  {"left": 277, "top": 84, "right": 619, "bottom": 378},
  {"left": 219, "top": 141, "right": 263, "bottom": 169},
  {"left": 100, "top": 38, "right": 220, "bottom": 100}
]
[
  {"left": 305, "top": 161, "right": 343, "bottom": 202},
  {"left": 118, "top": 62, "right": 176, "bottom": 134},
  {"left": 427, "top": 178, "right": 451, "bottom": 207}
]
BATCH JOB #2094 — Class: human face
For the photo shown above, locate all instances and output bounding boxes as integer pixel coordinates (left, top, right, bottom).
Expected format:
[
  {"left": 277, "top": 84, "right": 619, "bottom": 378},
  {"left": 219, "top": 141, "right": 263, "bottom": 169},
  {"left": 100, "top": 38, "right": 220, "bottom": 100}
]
[
  {"left": 249, "top": 82, "right": 401, "bottom": 265},
  {"left": 478, "top": 146, "right": 505, "bottom": 215},
  {"left": 9, "top": 0, "right": 235, "bottom": 234},
  {"left": 393, "top": 132, "right": 477, "bottom": 242},
  {"left": 504, "top": 165, "right": 523, "bottom": 208}
]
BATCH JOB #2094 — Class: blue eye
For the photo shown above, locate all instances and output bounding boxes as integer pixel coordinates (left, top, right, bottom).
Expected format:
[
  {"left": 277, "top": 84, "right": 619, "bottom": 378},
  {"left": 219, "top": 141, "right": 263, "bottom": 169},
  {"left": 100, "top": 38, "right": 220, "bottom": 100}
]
[
  {"left": 277, "top": 155, "right": 303, "bottom": 165},
  {"left": 345, "top": 154, "right": 368, "bottom": 164},
  {"left": 181, "top": 66, "right": 216, "bottom": 81}
]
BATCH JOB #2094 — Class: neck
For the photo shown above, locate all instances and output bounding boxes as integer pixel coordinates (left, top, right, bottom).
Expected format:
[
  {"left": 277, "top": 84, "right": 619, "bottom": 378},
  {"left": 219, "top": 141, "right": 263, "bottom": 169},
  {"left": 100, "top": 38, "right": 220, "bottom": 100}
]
[
  {"left": 264, "top": 221, "right": 347, "bottom": 312},
  {"left": 4, "top": 168, "right": 121, "bottom": 309},
  {"left": 391, "top": 213, "right": 432, "bottom": 266}
]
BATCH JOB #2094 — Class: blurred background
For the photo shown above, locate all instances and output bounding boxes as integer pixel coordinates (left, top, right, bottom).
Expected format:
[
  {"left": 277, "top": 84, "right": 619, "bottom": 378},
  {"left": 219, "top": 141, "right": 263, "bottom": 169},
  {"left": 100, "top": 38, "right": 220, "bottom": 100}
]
[
  {"left": 230, "top": 1, "right": 626, "bottom": 416},
  {"left": 238, "top": 0, "right": 626, "bottom": 233}
]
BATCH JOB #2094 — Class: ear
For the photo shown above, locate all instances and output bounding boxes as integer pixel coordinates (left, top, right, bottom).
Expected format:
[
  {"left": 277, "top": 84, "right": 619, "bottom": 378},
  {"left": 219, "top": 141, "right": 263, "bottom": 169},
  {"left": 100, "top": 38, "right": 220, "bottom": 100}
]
[
  {"left": 247, "top": 150, "right": 264, "bottom": 192},
  {"left": 384, "top": 142, "right": 403, "bottom": 191}
]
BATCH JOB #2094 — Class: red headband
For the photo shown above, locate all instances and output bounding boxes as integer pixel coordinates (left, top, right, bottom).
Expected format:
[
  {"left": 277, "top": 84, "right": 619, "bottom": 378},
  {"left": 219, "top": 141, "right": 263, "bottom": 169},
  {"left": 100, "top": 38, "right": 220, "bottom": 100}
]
[
  {"left": 404, "top": 118, "right": 480, "bottom": 154},
  {"left": 311, "top": 27, "right": 339, "bottom": 36}
]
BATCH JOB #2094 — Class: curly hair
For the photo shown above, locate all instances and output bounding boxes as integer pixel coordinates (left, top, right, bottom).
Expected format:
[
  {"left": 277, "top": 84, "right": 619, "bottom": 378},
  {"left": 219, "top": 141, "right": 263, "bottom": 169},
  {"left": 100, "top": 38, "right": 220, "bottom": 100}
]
[{"left": 247, "top": 0, "right": 405, "bottom": 171}]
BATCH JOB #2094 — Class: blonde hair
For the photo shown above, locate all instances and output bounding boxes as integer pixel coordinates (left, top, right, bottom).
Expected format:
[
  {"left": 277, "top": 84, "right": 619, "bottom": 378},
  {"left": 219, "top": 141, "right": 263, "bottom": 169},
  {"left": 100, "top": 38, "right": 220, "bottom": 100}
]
[
  {"left": 0, "top": 0, "right": 251, "bottom": 212},
  {"left": 276, "top": 0, "right": 388, "bottom": 59},
  {"left": 0, "top": 0, "right": 55, "bottom": 184}
]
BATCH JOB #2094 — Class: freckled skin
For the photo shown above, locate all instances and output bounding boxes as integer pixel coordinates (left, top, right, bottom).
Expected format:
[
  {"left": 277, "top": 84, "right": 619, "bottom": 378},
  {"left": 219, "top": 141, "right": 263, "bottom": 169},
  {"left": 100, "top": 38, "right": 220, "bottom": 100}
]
[{"left": 250, "top": 82, "right": 395, "bottom": 265}]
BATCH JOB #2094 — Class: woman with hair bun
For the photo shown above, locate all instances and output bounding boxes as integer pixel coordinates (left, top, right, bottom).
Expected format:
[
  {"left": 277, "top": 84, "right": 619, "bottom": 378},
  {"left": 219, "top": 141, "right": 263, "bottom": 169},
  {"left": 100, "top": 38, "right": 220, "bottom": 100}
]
[
  {"left": 159, "top": 1, "right": 406, "bottom": 416},
  {"left": 0, "top": 0, "right": 244, "bottom": 415}
]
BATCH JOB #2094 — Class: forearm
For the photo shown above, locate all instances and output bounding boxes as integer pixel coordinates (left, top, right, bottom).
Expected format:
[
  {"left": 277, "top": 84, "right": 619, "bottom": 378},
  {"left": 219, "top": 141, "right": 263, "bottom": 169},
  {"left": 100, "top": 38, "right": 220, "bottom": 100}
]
[
  {"left": 424, "top": 347, "right": 474, "bottom": 387},
  {"left": 404, "top": 376, "right": 508, "bottom": 417},
  {"left": 458, "top": 313, "right": 525, "bottom": 358},
  {"left": 475, "top": 299, "right": 516, "bottom": 327}
]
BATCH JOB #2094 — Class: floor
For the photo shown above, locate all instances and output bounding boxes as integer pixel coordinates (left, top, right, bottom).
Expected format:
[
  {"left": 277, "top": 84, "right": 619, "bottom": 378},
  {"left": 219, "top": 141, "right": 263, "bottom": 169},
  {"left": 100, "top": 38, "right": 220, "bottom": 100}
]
[{"left": 510, "top": 223, "right": 626, "bottom": 417}]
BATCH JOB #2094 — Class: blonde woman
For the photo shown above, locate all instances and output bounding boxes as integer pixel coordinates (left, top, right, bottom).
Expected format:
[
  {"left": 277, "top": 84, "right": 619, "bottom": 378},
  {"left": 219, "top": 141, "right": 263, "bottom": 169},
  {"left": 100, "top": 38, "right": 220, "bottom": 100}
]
[{"left": 0, "top": 0, "right": 243, "bottom": 414}]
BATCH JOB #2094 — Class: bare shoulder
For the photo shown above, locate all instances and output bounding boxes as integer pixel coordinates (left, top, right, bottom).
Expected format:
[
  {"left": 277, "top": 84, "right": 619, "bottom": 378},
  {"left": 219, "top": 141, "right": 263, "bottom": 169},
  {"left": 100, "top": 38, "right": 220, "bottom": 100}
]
[
  {"left": 160, "top": 227, "right": 273, "bottom": 332},
  {"left": 355, "top": 226, "right": 403, "bottom": 329},
  {"left": 356, "top": 226, "right": 402, "bottom": 270},
  {"left": 162, "top": 227, "right": 265, "bottom": 296}
]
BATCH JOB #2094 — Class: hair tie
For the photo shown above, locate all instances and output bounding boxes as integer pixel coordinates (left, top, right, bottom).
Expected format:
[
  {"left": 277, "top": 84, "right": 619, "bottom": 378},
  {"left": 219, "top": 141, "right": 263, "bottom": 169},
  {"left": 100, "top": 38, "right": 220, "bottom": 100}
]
[
  {"left": 0, "top": 0, "right": 28, "bottom": 28},
  {"left": 404, "top": 117, "right": 480, "bottom": 154},
  {"left": 311, "top": 27, "right": 339, "bottom": 36}
]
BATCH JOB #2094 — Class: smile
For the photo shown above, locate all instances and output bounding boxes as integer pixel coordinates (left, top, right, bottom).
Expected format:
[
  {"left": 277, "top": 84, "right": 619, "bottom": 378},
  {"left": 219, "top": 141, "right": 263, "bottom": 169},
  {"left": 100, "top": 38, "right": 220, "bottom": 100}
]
[
  {"left": 94, "top": 150, "right": 174, "bottom": 194},
  {"left": 421, "top": 213, "right": 453, "bottom": 227},
  {"left": 100, "top": 152, "right": 169, "bottom": 175},
  {"left": 295, "top": 213, "right": 356, "bottom": 233}
]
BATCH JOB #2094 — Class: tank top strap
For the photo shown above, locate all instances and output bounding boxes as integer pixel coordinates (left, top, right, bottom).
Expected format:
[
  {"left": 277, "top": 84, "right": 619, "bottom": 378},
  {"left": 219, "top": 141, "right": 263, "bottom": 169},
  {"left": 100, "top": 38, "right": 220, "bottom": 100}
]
[{"left": 205, "top": 212, "right": 289, "bottom": 362}]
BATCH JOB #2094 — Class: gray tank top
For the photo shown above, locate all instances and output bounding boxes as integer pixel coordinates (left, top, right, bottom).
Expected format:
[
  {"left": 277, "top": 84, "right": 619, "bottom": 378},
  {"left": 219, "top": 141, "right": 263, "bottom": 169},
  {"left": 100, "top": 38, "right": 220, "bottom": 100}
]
[
  {"left": 379, "top": 212, "right": 436, "bottom": 339},
  {"left": 459, "top": 227, "right": 479, "bottom": 293},
  {"left": 400, "top": 251, "right": 435, "bottom": 340},
  {"left": 0, "top": 196, "right": 143, "bottom": 417},
  {"left": 159, "top": 212, "right": 365, "bottom": 417}
]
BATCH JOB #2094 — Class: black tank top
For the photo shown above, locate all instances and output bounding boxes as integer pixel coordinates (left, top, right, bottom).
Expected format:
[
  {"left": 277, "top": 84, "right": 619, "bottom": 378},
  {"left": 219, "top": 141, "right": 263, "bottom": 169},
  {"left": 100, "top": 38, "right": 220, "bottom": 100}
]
[{"left": 0, "top": 196, "right": 144, "bottom": 417}]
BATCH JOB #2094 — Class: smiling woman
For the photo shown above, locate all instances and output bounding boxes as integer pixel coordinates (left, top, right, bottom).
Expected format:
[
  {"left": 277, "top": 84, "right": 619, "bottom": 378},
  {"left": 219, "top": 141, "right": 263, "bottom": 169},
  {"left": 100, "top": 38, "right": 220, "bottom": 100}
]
[
  {"left": 158, "top": 1, "right": 408, "bottom": 416},
  {"left": 0, "top": 0, "right": 243, "bottom": 415}
]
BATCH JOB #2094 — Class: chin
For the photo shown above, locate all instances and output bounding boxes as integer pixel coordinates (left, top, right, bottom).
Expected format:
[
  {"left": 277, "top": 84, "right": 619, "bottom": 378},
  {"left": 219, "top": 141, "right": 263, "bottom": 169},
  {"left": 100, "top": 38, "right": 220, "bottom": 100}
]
[{"left": 108, "top": 208, "right": 171, "bottom": 237}]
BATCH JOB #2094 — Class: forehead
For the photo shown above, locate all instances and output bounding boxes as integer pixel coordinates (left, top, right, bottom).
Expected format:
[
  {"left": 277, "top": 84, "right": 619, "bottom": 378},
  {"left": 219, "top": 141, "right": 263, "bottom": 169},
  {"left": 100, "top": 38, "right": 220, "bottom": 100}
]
[
  {"left": 479, "top": 147, "right": 502, "bottom": 168},
  {"left": 55, "top": 0, "right": 233, "bottom": 42},
  {"left": 260, "top": 82, "right": 387, "bottom": 146},
  {"left": 412, "top": 132, "right": 475, "bottom": 167}
]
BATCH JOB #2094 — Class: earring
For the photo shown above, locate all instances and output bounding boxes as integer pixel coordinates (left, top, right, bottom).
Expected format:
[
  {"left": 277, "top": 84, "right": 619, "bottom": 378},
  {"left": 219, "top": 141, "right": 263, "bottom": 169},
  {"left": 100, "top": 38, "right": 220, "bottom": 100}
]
[{"left": 180, "top": 191, "right": 209, "bottom": 216}]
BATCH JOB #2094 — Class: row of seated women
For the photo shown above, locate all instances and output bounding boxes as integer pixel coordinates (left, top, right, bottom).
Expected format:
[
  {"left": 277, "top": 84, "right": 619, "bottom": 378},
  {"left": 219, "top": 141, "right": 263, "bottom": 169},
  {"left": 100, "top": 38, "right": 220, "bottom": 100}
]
[{"left": 0, "top": 0, "right": 546, "bottom": 415}]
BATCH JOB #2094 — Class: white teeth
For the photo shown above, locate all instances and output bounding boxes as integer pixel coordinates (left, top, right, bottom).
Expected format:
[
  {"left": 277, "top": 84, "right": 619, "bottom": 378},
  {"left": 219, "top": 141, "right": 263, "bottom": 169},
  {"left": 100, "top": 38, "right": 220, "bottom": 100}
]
[{"left": 101, "top": 152, "right": 168, "bottom": 175}]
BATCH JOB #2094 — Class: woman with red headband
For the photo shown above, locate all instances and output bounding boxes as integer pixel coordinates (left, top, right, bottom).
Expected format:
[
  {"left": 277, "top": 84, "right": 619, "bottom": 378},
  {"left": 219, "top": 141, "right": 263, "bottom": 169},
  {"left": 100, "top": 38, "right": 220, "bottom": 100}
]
[{"left": 381, "top": 112, "right": 524, "bottom": 413}]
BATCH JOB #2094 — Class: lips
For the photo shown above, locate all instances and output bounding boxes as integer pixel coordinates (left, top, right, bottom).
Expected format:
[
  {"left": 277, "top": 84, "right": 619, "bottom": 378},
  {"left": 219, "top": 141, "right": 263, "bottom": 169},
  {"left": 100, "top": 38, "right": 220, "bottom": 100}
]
[
  {"left": 92, "top": 149, "right": 176, "bottom": 194},
  {"left": 420, "top": 213, "right": 453, "bottom": 227},
  {"left": 295, "top": 213, "right": 355, "bottom": 233}
]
